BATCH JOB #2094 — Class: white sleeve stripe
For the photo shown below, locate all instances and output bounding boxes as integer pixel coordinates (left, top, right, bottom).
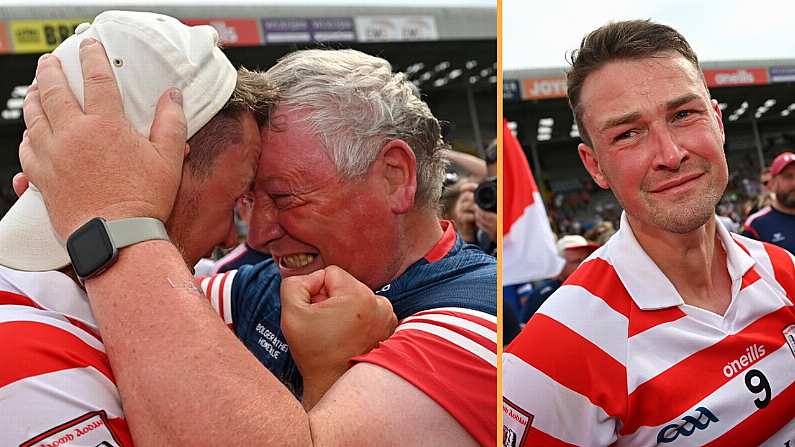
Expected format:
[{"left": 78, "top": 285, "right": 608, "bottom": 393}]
[
  {"left": 209, "top": 275, "right": 223, "bottom": 314},
  {"left": 411, "top": 307, "right": 497, "bottom": 324},
  {"left": 0, "top": 367, "right": 123, "bottom": 435},
  {"left": 394, "top": 322, "right": 497, "bottom": 367},
  {"left": 0, "top": 306, "right": 104, "bottom": 352},
  {"left": 400, "top": 314, "right": 496, "bottom": 343},
  {"left": 199, "top": 277, "right": 212, "bottom": 299},
  {"left": 221, "top": 270, "right": 236, "bottom": 324}
]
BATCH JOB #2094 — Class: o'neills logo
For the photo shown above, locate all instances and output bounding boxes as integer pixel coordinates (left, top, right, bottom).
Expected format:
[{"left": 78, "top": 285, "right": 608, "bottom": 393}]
[
  {"left": 714, "top": 70, "right": 755, "bottom": 85},
  {"left": 723, "top": 344, "right": 766, "bottom": 378}
]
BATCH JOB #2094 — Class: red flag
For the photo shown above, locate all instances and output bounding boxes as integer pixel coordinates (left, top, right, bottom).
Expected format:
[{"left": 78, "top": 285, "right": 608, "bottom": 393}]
[{"left": 502, "top": 120, "right": 563, "bottom": 285}]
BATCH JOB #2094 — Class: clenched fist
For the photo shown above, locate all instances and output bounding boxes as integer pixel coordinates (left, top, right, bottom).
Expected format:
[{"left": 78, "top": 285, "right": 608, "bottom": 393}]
[{"left": 280, "top": 265, "right": 397, "bottom": 408}]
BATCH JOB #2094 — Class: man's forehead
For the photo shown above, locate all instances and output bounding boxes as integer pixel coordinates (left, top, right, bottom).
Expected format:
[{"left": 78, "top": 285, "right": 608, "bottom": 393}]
[{"left": 581, "top": 55, "right": 706, "bottom": 130}]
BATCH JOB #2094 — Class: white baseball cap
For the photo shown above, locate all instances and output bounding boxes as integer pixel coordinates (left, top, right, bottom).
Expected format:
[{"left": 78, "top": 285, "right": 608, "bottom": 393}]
[
  {"left": 556, "top": 235, "right": 600, "bottom": 256},
  {"left": 0, "top": 10, "right": 237, "bottom": 272}
]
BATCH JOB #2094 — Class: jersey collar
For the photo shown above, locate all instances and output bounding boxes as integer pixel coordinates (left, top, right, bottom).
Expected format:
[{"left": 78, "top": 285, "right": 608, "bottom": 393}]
[
  {"left": 422, "top": 220, "right": 458, "bottom": 263},
  {"left": 608, "top": 212, "right": 755, "bottom": 310}
]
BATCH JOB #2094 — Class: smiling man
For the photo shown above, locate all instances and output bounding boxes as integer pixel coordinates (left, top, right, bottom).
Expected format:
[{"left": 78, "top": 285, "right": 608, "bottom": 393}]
[
  {"left": 21, "top": 43, "right": 497, "bottom": 446},
  {"left": 503, "top": 20, "right": 795, "bottom": 446}
]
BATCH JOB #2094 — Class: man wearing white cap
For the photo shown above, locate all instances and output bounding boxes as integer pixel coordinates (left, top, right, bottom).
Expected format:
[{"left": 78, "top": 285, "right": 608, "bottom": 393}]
[
  {"left": 1, "top": 11, "right": 394, "bottom": 446},
  {"left": 20, "top": 20, "right": 496, "bottom": 446},
  {"left": 742, "top": 151, "right": 795, "bottom": 254}
]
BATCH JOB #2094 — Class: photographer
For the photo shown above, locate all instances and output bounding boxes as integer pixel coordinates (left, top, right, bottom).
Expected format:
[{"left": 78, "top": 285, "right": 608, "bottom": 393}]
[
  {"left": 440, "top": 142, "right": 497, "bottom": 255},
  {"left": 474, "top": 142, "right": 498, "bottom": 255}
]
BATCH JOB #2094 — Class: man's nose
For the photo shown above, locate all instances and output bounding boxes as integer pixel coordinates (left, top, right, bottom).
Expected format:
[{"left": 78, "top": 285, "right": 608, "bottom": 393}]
[
  {"left": 652, "top": 124, "right": 688, "bottom": 171},
  {"left": 247, "top": 198, "right": 284, "bottom": 251}
]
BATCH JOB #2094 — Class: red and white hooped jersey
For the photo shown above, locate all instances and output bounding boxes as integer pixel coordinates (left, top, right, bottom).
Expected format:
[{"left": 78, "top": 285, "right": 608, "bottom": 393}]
[
  {"left": 0, "top": 266, "right": 133, "bottom": 446},
  {"left": 503, "top": 213, "right": 795, "bottom": 446}
]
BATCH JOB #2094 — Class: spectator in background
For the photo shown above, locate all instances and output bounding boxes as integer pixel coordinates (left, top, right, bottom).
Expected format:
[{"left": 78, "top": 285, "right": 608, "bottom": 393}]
[
  {"left": 440, "top": 178, "right": 479, "bottom": 244},
  {"left": 742, "top": 151, "right": 795, "bottom": 253},
  {"left": 584, "top": 220, "right": 616, "bottom": 245},
  {"left": 518, "top": 235, "right": 600, "bottom": 322},
  {"left": 474, "top": 140, "right": 498, "bottom": 255},
  {"left": 440, "top": 141, "right": 497, "bottom": 256}
]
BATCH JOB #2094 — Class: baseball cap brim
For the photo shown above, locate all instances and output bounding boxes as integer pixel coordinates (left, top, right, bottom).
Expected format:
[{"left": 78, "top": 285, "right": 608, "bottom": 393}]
[{"left": 0, "top": 187, "right": 70, "bottom": 271}]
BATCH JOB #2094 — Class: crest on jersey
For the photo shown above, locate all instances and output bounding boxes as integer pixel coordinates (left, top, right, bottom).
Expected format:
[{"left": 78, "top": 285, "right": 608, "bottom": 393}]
[
  {"left": 503, "top": 398, "right": 533, "bottom": 447},
  {"left": 21, "top": 411, "right": 122, "bottom": 447},
  {"left": 784, "top": 324, "right": 795, "bottom": 358}
]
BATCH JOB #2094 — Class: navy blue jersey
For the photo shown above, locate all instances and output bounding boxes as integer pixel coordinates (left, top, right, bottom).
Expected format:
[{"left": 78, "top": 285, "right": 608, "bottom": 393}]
[
  {"left": 742, "top": 206, "right": 795, "bottom": 254},
  {"left": 199, "top": 222, "right": 497, "bottom": 444}
]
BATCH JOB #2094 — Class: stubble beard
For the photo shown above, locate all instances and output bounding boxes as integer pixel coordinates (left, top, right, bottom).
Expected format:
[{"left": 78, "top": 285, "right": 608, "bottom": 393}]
[
  {"left": 776, "top": 188, "right": 795, "bottom": 209},
  {"left": 611, "top": 159, "right": 728, "bottom": 235}
]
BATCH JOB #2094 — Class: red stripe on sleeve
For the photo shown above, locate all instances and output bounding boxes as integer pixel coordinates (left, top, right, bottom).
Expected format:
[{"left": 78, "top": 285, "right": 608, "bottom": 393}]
[
  {"left": 0, "top": 320, "right": 114, "bottom": 388},
  {"left": 409, "top": 309, "right": 497, "bottom": 332},
  {"left": 217, "top": 272, "right": 229, "bottom": 321},
  {"left": 353, "top": 328, "right": 495, "bottom": 447},
  {"left": 563, "top": 259, "right": 686, "bottom": 336},
  {"left": 0, "top": 291, "right": 101, "bottom": 340},
  {"left": 621, "top": 306, "right": 793, "bottom": 435},
  {"left": 402, "top": 316, "right": 496, "bottom": 353},
  {"left": 507, "top": 313, "right": 628, "bottom": 421},
  {"left": 702, "top": 381, "right": 795, "bottom": 447},
  {"left": 764, "top": 242, "right": 795, "bottom": 301}
]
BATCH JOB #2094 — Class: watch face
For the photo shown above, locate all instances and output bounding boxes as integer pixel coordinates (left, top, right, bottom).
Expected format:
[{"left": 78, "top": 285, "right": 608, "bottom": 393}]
[{"left": 67, "top": 218, "right": 116, "bottom": 279}]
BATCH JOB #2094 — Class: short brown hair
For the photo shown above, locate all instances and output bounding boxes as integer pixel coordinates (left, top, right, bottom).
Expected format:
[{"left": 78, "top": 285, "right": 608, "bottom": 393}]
[
  {"left": 186, "top": 67, "right": 278, "bottom": 178},
  {"left": 567, "top": 20, "right": 701, "bottom": 146}
]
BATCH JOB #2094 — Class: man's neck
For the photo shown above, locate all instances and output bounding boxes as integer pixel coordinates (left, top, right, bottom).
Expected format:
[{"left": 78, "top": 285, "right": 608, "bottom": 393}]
[
  {"left": 772, "top": 198, "right": 795, "bottom": 216},
  {"left": 389, "top": 209, "right": 445, "bottom": 283},
  {"left": 627, "top": 214, "right": 732, "bottom": 315}
]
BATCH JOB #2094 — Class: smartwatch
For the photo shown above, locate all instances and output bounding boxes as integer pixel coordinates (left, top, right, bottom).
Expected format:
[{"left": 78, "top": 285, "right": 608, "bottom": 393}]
[{"left": 66, "top": 217, "right": 170, "bottom": 280}]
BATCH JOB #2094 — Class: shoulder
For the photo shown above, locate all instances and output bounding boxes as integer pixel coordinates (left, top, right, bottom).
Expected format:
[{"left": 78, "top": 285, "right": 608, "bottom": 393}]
[
  {"left": 0, "top": 303, "right": 133, "bottom": 446},
  {"left": 744, "top": 206, "right": 773, "bottom": 227},
  {"left": 391, "top": 245, "right": 496, "bottom": 318}
]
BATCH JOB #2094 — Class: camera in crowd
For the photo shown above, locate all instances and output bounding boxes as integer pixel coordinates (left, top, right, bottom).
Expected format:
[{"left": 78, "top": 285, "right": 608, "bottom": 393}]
[{"left": 475, "top": 176, "right": 497, "bottom": 212}]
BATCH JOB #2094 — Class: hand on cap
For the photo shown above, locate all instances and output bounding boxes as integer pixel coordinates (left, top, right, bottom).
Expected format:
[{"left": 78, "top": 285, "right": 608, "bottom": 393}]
[
  {"left": 19, "top": 39, "right": 187, "bottom": 239},
  {"left": 280, "top": 266, "right": 397, "bottom": 407}
]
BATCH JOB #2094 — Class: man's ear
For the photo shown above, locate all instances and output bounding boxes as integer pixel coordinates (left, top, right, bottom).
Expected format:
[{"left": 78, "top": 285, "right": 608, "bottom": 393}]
[
  {"left": 378, "top": 139, "right": 417, "bottom": 214},
  {"left": 184, "top": 142, "right": 191, "bottom": 157},
  {"left": 578, "top": 142, "right": 609, "bottom": 189},
  {"left": 710, "top": 98, "right": 726, "bottom": 146}
]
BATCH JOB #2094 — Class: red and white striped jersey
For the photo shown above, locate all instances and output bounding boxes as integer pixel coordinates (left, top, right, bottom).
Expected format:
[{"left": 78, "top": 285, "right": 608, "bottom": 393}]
[
  {"left": 0, "top": 266, "right": 133, "bottom": 447},
  {"left": 504, "top": 213, "right": 795, "bottom": 446},
  {"left": 199, "top": 221, "right": 498, "bottom": 446},
  {"left": 354, "top": 306, "right": 497, "bottom": 446}
]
